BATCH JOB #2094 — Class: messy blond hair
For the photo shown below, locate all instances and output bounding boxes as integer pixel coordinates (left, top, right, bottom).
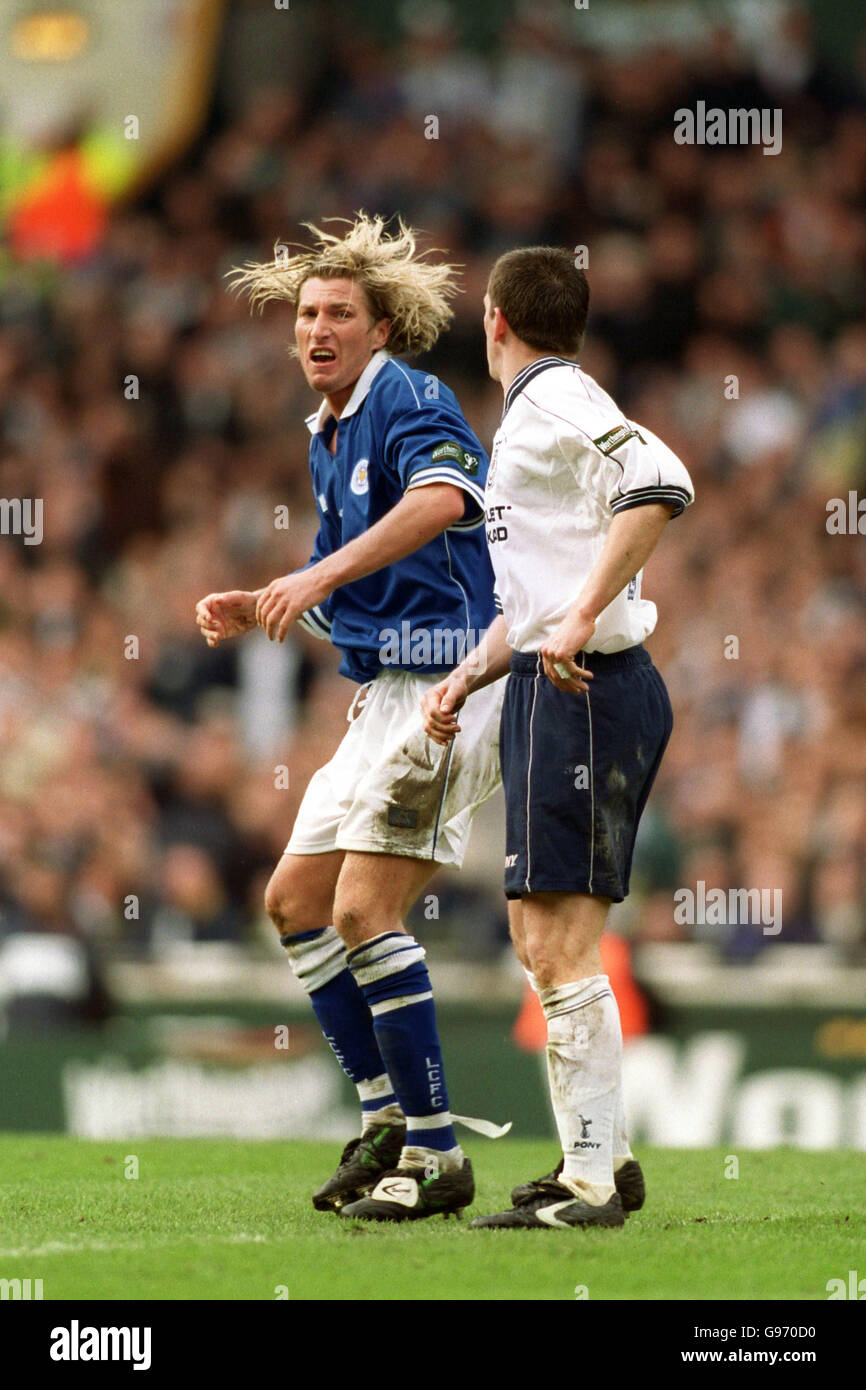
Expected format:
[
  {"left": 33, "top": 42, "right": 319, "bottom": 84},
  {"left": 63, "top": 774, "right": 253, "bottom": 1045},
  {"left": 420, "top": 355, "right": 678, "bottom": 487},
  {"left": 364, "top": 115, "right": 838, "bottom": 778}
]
[{"left": 227, "top": 213, "right": 459, "bottom": 356}]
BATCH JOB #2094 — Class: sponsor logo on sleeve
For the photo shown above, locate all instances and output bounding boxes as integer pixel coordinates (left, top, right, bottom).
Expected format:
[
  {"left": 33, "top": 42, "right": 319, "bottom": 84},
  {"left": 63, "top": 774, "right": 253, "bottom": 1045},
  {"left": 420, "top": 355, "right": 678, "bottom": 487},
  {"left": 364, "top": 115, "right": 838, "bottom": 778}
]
[
  {"left": 431, "top": 441, "right": 479, "bottom": 475},
  {"left": 592, "top": 425, "right": 644, "bottom": 456}
]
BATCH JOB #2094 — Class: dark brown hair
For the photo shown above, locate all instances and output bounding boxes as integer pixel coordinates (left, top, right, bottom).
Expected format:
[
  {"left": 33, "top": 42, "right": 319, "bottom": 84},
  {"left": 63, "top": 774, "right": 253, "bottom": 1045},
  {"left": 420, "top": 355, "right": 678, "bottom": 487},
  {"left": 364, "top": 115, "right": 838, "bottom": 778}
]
[{"left": 488, "top": 246, "right": 589, "bottom": 355}]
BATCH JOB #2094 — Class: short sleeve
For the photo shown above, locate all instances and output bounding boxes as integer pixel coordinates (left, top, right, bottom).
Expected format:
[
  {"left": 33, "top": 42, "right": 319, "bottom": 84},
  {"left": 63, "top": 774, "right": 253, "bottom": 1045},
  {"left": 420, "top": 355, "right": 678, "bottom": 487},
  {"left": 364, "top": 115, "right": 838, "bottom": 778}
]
[
  {"left": 599, "top": 422, "right": 694, "bottom": 518},
  {"left": 383, "top": 393, "right": 488, "bottom": 530}
]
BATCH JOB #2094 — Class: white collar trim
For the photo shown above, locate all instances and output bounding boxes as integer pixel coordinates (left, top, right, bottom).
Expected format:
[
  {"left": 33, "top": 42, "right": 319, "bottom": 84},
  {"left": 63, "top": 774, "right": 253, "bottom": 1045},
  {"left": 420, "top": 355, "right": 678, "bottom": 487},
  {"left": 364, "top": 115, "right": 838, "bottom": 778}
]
[{"left": 305, "top": 350, "right": 391, "bottom": 435}]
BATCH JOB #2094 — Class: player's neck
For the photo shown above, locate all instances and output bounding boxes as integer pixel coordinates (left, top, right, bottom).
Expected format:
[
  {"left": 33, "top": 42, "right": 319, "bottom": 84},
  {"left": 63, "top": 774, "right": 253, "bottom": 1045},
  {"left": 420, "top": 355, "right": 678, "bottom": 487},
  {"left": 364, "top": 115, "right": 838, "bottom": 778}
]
[
  {"left": 498, "top": 344, "right": 559, "bottom": 397},
  {"left": 321, "top": 353, "right": 378, "bottom": 424},
  {"left": 323, "top": 386, "right": 354, "bottom": 421}
]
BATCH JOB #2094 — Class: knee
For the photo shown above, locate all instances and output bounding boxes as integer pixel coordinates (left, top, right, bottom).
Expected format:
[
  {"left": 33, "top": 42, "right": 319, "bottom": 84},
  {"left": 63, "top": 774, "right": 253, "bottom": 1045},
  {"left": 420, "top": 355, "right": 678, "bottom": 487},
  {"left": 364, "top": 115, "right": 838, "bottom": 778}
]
[
  {"left": 264, "top": 878, "right": 294, "bottom": 934},
  {"left": 523, "top": 925, "right": 570, "bottom": 992},
  {"left": 265, "top": 867, "right": 326, "bottom": 937},
  {"left": 332, "top": 887, "right": 394, "bottom": 949},
  {"left": 524, "top": 930, "right": 600, "bottom": 993},
  {"left": 333, "top": 895, "right": 372, "bottom": 949},
  {"left": 524, "top": 942, "right": 556, "bottom": 992}
]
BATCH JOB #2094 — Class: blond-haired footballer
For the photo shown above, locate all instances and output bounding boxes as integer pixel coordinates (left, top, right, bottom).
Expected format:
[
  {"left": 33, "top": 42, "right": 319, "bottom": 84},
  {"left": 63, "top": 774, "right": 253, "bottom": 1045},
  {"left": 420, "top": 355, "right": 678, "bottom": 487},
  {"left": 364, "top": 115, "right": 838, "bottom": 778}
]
[{"left": 196, "top": 216, "right": 504, "bottom": 1221}]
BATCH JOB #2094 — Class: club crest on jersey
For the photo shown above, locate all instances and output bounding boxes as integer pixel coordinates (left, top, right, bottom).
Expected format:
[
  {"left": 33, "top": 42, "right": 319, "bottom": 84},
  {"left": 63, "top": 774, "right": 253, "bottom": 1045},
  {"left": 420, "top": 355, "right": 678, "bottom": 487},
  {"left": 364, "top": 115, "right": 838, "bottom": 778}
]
[{"left": 350, "top": 458, "right": 370, "bottom": 494}]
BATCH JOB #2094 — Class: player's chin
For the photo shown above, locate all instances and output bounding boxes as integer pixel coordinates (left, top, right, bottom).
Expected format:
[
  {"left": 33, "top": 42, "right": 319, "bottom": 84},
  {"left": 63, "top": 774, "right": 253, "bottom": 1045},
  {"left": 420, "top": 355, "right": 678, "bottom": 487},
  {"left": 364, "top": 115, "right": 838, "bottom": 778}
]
[{"left": 303, "top": 360, "right": 339, "bottom": 388}]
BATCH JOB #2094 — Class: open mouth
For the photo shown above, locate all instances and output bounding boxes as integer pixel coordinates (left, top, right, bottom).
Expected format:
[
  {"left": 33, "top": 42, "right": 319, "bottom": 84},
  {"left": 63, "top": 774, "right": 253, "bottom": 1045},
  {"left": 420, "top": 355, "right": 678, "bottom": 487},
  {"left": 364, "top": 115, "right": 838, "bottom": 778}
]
[{"left": 309, "top": 349, "right": 336, "bottom": 364}]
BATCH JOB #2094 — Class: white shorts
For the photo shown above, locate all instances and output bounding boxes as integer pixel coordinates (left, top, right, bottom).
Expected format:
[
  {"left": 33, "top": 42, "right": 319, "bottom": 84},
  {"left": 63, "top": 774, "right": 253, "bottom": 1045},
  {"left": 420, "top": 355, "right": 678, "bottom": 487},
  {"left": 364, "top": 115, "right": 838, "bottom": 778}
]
[{"left": 285, "top": 671, "right": 504, "bottom": 868}]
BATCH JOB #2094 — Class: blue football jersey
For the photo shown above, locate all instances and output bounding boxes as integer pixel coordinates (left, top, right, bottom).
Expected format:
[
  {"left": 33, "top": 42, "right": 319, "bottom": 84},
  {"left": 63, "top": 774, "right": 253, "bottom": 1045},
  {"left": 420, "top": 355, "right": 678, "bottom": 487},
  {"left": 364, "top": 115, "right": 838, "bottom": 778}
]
[{"left": 296, "top": 351, "right": 496, "bottom": 684}]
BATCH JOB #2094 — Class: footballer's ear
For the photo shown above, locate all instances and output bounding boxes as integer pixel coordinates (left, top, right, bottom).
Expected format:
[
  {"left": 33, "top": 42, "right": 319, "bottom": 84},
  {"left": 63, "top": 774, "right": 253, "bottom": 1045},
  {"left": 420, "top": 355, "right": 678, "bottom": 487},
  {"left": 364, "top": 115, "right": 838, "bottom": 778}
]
[
  {"left": 491, "top": 305, "right": 509, "bottom": 342},
  {"left": 373, "top": 317, "right": 391, "bottom": 349}
]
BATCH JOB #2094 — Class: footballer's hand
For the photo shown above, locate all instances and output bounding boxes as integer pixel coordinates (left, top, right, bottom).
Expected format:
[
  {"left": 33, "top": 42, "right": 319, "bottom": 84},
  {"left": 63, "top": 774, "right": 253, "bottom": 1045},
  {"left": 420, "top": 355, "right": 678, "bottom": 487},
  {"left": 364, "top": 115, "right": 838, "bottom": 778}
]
[
  {"left": 195, "top": 590, "right": 260, "bottom": 647},
  {"left": 421, "top": 670, "right": 469, "bottom": 746},
  {"left": 540, "top": 610, "right": 596, "bottom": 694},
  {"left": 256, "top": 569, "right": 330, "bottom": 643}
]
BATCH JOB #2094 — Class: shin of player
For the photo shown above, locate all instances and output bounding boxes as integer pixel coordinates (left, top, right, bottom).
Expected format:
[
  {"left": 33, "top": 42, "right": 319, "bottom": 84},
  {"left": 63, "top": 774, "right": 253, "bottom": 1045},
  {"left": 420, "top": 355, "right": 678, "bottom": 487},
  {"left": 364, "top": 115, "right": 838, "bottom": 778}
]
[{"left": 510, "top": 898, "right": 632, "bottom": 1203}]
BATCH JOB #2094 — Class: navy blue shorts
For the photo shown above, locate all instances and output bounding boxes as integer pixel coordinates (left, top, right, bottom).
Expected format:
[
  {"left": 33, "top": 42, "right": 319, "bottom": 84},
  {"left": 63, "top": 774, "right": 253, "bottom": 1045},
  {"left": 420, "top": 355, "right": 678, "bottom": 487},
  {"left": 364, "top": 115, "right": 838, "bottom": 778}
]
[{"left": 501, "top": 647, "right": 673, "bottom": 901}]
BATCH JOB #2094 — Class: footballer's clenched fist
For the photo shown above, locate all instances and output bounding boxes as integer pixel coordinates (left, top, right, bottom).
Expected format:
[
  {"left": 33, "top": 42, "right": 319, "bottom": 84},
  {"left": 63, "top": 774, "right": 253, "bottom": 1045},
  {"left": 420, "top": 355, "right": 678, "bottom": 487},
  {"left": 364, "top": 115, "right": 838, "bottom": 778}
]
[{"left": 420, "top": 670, "right": 469, "bottom": 746}]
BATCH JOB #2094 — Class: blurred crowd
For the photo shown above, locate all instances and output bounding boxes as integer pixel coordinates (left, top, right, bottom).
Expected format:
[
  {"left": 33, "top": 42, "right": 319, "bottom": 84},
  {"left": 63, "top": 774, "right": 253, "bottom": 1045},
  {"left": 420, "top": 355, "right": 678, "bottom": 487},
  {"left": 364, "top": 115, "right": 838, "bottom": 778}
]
[{"left": 1, "top": 0, "right": 865, "bottom": 1004}]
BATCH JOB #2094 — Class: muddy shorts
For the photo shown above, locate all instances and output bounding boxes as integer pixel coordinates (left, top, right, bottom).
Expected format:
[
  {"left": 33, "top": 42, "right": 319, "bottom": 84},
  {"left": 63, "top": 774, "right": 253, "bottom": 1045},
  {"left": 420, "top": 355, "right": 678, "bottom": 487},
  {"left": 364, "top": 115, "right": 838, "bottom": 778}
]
[
  {"left": 501, "top": 647, "right": 673, "bottom": 901},
  {"left": 285, "top": 670, "right": 504, "bottom": 868}
]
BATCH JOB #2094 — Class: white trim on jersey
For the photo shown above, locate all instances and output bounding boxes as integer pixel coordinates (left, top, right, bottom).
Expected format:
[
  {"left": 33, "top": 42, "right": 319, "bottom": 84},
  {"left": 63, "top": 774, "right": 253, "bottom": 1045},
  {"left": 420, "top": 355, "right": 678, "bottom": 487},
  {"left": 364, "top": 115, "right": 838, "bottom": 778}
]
[
  {"left": 503, "top": 356, "right": 577, "bottom": 418},
  {"left": 297, "top": 605, "right": 332, "bottom": 640},
  {"left": 442, "top": 531, "right": 472, "bottom": 641},
  {"left": 405, "top": 465, "right": 486, "bottom": 529},
  {"left": 388, "top": 358, "right": 422, "bottom": 407},
  {"left": 611, "top": 484, "right": 692, "bottom": 517},
  {"left": 305, "top": 349, "right": 391, "bottom": 434},
  {"left": 405, "top": 465, "right": 485, "bottom": 509}
]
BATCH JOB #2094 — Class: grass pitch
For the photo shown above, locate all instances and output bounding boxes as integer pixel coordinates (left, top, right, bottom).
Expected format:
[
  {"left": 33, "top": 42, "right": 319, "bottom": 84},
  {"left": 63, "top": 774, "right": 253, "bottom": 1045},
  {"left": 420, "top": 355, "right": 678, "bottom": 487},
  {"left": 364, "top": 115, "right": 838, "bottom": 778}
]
[{"left": 0, "top": 1136, "right": 861, "bottom": 1301}]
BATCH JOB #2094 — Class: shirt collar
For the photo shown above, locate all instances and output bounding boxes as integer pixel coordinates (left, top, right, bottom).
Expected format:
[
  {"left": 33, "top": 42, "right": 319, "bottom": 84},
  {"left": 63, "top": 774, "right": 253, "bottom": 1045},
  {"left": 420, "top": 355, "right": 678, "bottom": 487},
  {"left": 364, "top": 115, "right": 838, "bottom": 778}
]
[
  {"left": 501, "top": 355, "right": 579, "bottom": 422},
  {"left": 305, "top": 349, "right": 391, "bottom": 435}
]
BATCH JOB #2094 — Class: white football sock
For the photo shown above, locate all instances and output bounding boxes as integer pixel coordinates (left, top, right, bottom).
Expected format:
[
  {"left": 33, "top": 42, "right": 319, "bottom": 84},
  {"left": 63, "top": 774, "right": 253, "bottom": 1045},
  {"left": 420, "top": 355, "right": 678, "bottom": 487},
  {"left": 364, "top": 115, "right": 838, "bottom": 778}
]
[
  {"left": 539, "top": 975, "right": 621, "bottom": 1204},
  {"left": 613, "top": 1085, "right": 633, "bottom": 1168},
  {"left": 399, "top": 1144, "right": 463, "bottom": 1175}
]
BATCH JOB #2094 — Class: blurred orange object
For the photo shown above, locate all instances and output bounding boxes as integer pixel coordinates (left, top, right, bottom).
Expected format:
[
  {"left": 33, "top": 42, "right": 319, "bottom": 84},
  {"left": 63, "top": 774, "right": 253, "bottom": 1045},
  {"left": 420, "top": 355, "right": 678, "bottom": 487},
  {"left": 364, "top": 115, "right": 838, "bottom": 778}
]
[
  {"left": 9, "top": 147, "right": 108, "bottom": 264},
  {"left": 513, "top": 932, "right": 649, "bottom": 1051}
]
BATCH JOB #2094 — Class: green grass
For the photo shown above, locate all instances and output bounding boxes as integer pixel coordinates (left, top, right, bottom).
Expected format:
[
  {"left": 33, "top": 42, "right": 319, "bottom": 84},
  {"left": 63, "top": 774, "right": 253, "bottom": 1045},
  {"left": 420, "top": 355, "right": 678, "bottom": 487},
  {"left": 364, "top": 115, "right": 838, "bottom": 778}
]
[{"left": 0, "top": 1137, "right": 861, "bottom": 1301}]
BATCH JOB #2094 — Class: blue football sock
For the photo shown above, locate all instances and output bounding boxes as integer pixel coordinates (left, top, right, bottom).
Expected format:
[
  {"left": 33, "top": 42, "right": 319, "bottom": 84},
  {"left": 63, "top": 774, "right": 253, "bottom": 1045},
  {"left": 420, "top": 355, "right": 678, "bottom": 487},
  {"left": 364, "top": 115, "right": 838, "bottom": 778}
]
[
  {"left": 347, "top": 932, "right": 458, "bottom": 1153},
  {"left": 281, "top": 928, "right": 400, "bottom": 1121}
]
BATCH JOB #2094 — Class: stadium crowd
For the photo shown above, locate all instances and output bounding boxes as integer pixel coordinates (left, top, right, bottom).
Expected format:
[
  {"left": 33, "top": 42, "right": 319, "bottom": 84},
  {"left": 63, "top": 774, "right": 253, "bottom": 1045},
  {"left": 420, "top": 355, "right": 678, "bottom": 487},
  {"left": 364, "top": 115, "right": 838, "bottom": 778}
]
[{"left": 1, "top": 0, "right": 864, "bottom": 983}]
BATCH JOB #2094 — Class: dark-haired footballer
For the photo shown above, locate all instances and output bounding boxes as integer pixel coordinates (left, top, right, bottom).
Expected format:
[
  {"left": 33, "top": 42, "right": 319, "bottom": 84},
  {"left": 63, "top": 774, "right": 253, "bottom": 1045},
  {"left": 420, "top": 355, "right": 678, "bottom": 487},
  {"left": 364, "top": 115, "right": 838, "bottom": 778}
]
[{"left": 422, "top": 246, "right": 694, "bottom": 1229}]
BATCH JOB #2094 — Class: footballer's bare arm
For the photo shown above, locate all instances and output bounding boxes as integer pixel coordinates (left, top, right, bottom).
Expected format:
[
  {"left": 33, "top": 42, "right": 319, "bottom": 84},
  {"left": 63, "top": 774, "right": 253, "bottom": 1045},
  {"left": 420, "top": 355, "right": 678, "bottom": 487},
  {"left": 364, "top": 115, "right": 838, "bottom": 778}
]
[
  {"left": 541, "top": 501, "right": 675, "bottom": 692},
  {"left": 256, "top": 483, "right": 466, "bottom": 642},
  {"left": 420, "top": 614, "right": 513, "bottom": 746}
]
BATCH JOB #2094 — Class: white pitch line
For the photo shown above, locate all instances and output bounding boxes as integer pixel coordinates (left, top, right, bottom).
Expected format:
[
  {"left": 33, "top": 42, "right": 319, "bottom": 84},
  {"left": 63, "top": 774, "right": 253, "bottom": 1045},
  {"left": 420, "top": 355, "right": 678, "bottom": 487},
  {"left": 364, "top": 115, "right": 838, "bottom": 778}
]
[{"left": 0, "top": 1233, "right": 270, "bottom": 1259}]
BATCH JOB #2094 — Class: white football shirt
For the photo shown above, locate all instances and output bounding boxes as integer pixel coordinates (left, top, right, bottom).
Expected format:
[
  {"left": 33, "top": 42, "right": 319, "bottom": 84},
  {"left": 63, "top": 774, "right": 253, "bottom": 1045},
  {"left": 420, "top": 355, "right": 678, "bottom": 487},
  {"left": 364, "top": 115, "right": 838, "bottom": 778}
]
[{"left": 485, "top": 357, "right": 694, "bottom": 653}]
